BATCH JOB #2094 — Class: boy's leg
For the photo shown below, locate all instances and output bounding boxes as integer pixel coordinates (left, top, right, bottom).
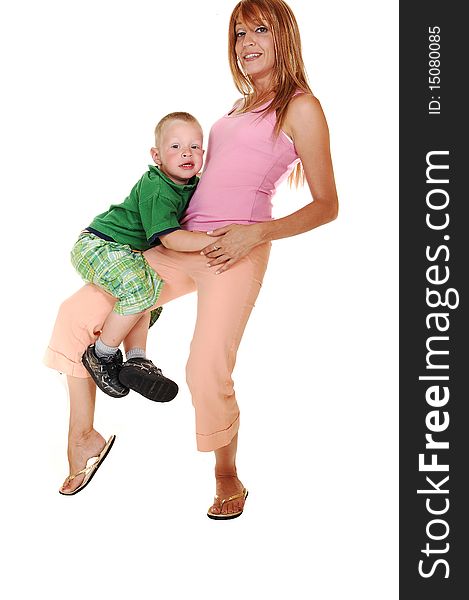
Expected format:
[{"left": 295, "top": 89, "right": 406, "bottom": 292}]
[
  {"left": 83, "top": 260, "right": 164, "bottom": 396},
  {"left": 119, "top": 311, "right": 179, "bottom": 403},
  {"left": 123, "top": 311, "right": 152, "bottom": 354},
  {"left": 73, "top": 234, "right": 164, "bottom": 396},
  {"left": 82, "top": 312, "right": 147, "bottom": 397},
  {"left": 100, "top": 311, "right": 144, "bottom": 348}
]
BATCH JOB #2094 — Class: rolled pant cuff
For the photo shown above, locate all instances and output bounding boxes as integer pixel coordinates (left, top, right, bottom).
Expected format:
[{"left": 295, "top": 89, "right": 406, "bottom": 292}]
[
  {"left": 196, "top": 414, "right": 240, "bottom": 452},
  {"left": 43, "top": 347, "right": 90, "bottom": 378}
]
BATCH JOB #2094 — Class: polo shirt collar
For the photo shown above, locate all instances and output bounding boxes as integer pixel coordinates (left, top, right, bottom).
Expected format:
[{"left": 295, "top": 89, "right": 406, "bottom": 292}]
[{"left": 148, "top": 165, "right": 198, "bottom": 192}]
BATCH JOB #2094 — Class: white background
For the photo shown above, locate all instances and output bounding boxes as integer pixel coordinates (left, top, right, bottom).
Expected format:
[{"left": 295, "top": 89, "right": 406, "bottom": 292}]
[{"left": 1, "top": 1, "right": 398, "bottom": 598}]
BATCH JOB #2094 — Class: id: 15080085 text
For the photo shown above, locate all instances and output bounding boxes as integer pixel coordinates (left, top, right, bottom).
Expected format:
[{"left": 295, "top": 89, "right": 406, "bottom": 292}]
[{"left": 428, "top": 26, "right": 441, "bottom": 115}]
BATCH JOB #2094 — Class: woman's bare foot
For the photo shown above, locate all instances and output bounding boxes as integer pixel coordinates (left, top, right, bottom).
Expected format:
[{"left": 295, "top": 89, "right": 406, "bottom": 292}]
[
  {"left": 208, "top": 473, "right": 246, "bottom": 516},
  {"left": 60, "top": 429, "right": 106, "bottom": 493}
]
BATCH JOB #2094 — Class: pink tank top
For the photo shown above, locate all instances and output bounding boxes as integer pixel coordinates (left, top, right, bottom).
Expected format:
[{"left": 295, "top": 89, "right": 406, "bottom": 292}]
[{"left": 181, "top": 100, "right": 300, "bottom": 231}]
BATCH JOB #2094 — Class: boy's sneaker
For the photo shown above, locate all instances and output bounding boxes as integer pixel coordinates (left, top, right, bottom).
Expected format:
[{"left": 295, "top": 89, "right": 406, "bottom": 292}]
[
  {"left": 118, "top": 358, "right": 178, "bottom": 403},
  {"left": 82, "top": 345, "right": 129, "bottom": 398}
]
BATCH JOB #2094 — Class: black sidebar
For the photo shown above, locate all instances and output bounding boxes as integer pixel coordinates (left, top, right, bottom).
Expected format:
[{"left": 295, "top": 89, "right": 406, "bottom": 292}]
[{"left": 400, "top": 3, "right": 467, "bottom": 598}]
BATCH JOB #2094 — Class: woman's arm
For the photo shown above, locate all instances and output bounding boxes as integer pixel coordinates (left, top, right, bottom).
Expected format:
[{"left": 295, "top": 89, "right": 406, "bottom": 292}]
[
  {"left": 201, "top": 94, "right": 338, "bottom": 273},
  {"left": 160, "top": 229, "right": 221, "bottom": 252}
]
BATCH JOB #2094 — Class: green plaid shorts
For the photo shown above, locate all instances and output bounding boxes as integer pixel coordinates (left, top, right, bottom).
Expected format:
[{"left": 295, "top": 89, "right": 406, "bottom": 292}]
[{"left": 71, "top": 232, "right": 163, "bottom": 316}]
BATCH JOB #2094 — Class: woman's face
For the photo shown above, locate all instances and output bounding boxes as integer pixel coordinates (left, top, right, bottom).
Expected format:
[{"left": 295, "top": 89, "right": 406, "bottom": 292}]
[{"left": 235, "top": 18, "right": 275, "bottom": 86}]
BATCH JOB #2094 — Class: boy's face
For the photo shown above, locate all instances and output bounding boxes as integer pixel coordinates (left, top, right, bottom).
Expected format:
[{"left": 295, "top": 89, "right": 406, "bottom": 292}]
[{"left": 151, "top": 120, "right": 204, "bottom": 185}]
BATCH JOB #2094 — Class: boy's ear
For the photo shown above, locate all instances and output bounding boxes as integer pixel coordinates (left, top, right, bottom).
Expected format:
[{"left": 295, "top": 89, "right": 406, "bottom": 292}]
[{"left": 150, "top": 147, "right": 161, "bottom": 165}]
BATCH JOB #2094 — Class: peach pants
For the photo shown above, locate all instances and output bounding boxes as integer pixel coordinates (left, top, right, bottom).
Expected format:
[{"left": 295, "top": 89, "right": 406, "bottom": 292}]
[{"left": 44, "top": 243, "right": 271, "bottom": 451}]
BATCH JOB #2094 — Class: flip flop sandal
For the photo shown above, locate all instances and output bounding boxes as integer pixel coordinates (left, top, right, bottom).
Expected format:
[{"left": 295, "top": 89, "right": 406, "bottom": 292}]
[
  {"left": 59, "top": 435, "right": 116, "bottom": 496},
  {"left": 207, "top": 488, "right": 249, "bottom": 520}
]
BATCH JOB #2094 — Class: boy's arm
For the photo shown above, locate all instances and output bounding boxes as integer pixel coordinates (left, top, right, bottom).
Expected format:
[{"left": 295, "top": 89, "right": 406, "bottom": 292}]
[{"left": 159, "top": 230, "right": 221, "bottom": 252}]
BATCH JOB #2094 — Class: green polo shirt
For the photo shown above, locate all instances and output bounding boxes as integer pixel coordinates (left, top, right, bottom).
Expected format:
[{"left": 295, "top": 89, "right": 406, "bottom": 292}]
[{"left": 88, "top": 166, "right": 198, "bottom": 251}]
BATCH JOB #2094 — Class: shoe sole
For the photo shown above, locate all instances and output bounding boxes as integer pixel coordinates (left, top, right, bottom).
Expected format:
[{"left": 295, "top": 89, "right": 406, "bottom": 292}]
[
  {"left": 118, "top": 367, "right": 179, "bottom": 403},
  {"left": 82, "top": 354, "right": 129, "bottom": 399},
  {"left": 206, "top": 510, "right": 245, "bottom": 520}
]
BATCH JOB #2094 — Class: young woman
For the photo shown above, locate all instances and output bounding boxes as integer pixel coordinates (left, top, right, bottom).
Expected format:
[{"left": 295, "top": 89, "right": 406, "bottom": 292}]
[{"left": 45, "top": 0, "right": 338, "bottom": 519}]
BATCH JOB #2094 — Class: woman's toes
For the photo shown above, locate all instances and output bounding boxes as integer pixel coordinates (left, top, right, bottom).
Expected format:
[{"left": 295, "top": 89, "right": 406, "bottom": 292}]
[
  {"left": 60, "top": 473, "right": 84, "bottom": 493},
  {"left": 60, "top": 480, "right": 72, "bottom": 493}
]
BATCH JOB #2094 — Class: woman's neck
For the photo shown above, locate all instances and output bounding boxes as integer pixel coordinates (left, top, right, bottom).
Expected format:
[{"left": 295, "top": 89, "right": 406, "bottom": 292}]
[{"left": 244, "top": 86, "right": 276, "bottom": 111}]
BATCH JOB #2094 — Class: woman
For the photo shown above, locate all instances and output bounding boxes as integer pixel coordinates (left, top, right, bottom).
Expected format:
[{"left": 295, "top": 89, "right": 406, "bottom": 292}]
[{"left": 45, "top": 0, "right": 338, "bottom": 519}]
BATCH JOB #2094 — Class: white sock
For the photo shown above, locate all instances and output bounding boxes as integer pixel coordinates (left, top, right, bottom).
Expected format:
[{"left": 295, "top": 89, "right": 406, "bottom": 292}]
[
  {"left": 126, "top": 347, "right": 146, "bottom": 361},
  {"left": 95, "top": 337, "right": 119, "bottom": 359}
]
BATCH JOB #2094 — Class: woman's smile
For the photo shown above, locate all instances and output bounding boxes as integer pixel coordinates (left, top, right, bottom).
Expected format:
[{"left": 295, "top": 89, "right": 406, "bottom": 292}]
[{"left": 243, "top": 52, "right": 263, "bottom": 61}]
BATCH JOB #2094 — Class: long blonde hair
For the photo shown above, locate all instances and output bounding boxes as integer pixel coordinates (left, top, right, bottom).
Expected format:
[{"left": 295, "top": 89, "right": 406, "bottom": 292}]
[{"left": 228, "top": 0, "right": 313, "bottom": 186}]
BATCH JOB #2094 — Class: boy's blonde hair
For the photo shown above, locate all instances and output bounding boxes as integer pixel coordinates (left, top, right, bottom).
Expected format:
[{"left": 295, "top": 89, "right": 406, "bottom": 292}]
[
  {"left": 228, "top": 0, "right": 313, "bottom": 186},
  {"left": 154, "top": 112, "right": 201, "bottom": 146}
]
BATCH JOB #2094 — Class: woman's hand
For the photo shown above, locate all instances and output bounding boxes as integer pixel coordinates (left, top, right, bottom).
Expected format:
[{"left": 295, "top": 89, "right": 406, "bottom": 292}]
[{"left": 200, "top": 223, "right": 265, "bottom": 273}]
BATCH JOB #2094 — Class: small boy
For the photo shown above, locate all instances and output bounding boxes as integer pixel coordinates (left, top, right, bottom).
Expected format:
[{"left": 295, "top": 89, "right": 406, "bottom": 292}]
[{"left": 71, "top": 112, "right": 219, "bottom": 401}]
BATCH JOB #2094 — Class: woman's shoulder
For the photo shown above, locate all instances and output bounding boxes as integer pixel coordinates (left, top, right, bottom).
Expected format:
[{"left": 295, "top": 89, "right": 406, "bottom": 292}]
[
  {"left": 283, "top": 93, "right": 328, "bottom": 139},
  {"left": 288, "top": 92, "right": 321, "bottom": 112},
  {"left": 286, "top": 93, "right": 325, "bottom": 125}
]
